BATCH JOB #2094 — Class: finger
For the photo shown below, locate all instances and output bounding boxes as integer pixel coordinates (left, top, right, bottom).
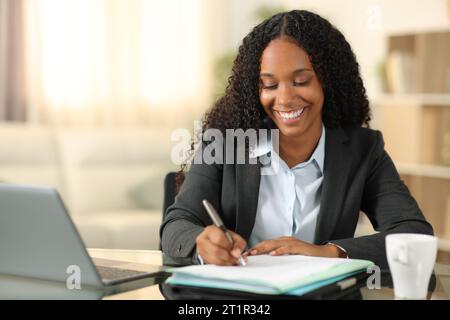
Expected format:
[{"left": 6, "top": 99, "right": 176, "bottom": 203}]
[
  {"left": 270, "top": 245, "right": 311, "bottom": 256},
  {"left": 229, "top": 231, "right": 247, "bottom": 258},
  {"left": 200, "top": 240, "right": 237, "bottom": 265},
  {"left": 269, "top": 246, "right": 295, "bottom": 256},
  {"left": 198, "top": 227, "right": 243, "bottom": 265},
  {"left": 250, "top": 240, "right": 285, "bottom": 255},
  {"left": 252, "top": 237, "right": 308, "bottom": 255},
  {"left": 204, "top": 226, "right": 233, "bottom": 250},
  {"left": 204, "top": 255, "right": 236, "bottom": 266},
  {"left": 196, "top": 228, "right": 233, "bottom": 265}
]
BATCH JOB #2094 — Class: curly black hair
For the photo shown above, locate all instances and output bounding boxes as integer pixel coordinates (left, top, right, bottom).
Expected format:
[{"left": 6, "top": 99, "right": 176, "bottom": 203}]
[
  {"left": 206, "top": 9, "right": 370, "bottom": 133},
  {"left": 177, "top": 10, "right": 371, "bottom": 187}
]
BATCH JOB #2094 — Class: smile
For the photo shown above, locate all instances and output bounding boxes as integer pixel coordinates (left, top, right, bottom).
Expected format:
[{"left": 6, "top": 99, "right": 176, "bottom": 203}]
[{"left": 274, "top": 107, "right": 307, "bottom": 121}]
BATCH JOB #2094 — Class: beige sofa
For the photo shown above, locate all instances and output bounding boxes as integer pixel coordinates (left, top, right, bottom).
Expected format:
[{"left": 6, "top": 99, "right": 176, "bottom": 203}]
[{"left": 0, "top": 123, "right": 177, "bottom": 250}]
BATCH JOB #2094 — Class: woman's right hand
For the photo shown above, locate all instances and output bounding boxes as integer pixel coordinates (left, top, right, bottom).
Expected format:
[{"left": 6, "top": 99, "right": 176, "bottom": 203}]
[{"left": 196, "top": 225, "right": 247, "bottom": 265}]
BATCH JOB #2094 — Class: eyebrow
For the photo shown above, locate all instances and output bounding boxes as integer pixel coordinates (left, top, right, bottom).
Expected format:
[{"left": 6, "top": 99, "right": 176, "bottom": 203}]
[{"left": 260, "top": 68, "right": 312, "bottom": 77}]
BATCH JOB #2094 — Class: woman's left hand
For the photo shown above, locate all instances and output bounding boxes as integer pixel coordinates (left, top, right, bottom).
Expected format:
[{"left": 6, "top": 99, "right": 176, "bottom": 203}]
[{"left": 246, "top": 236, "right": 346, "bottom": 258}]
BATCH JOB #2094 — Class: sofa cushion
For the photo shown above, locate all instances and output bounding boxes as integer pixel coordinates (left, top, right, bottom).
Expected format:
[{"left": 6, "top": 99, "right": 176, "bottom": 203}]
[
  {"left": 58, "top": 129, "right": 177, "bottom": 214},
  {"left": 0, "top": 124, "right": 59, "bottom": 165},
  {"left": 72, "top": 209, "right": 163, "bottom": 250},
  {"left": 58, "top": 129, "right": 174, "bottom": 165},
  {"left": 63, "top": 165, "right": 174, "bottom": 214},
  {"left": 0, "top": 124, "right": 64, "bottom": 192}
]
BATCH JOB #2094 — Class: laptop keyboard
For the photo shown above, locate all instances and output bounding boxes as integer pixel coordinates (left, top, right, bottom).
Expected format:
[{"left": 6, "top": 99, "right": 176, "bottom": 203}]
[{"left": 96, "top": 265, "right": 149, "bottom": 281}]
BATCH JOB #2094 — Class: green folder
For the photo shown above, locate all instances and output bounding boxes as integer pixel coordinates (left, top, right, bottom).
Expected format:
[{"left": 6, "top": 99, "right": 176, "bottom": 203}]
[{"left": 166, "top": 254, "right": 374, "bottom": 296}]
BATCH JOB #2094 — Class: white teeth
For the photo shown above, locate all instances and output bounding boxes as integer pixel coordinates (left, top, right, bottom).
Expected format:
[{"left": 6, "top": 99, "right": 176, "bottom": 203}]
[{"left": 278, "top": 108, "right": 304, "bottom": 119}]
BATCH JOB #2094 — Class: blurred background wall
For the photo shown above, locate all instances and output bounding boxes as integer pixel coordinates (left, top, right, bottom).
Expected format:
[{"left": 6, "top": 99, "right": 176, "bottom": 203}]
[{"left": 0, "top": 0, "right": 449, "bottom": 257}]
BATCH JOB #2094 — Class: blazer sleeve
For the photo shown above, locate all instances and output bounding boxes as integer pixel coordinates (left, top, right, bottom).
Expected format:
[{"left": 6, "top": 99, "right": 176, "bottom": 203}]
[
  {"left": 330, "top": 131, "right": 434, "bottom": 269},
  {"left": 159, "top": 153, "right": 223, "bottom": 264}
]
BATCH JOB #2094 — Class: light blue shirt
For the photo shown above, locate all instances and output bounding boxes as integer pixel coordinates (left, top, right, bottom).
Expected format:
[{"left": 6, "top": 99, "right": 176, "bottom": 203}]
[{"left": 248, "top": 125, "right": 326, "bottom": 248}]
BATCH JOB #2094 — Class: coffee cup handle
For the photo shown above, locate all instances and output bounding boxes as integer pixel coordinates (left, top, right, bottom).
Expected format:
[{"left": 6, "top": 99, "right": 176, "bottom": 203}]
[{"left": 392, "top": 244, "right": 408, "bottom": 265}]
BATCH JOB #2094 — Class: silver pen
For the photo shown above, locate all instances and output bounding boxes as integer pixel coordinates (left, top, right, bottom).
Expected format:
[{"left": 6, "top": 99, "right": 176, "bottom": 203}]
[{"left": 202, "top": 199, "right": 246, "bottom": 266}]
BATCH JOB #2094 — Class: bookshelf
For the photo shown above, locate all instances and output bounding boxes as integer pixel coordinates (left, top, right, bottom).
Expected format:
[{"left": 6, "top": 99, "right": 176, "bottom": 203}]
[
  {"left": 376, "top": 30, "right": 450, "bottom": 243},
  {"left": 375, "top": 93, "right": 450, "bottom": 106},
  {"left": 384, "top": 31, "right": 450, "bottom": 94},
  {"left": 376, "top": 95, "right": 450, "bottom": 166},
  {"left": 396, "top": 163, "right": 450, "bottom": 180}
]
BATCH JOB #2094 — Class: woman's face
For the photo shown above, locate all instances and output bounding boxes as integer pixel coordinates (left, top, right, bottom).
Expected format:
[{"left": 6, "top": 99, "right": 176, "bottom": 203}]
[{"left": 259, "top": 38, "right": 324, "bottom": 138}]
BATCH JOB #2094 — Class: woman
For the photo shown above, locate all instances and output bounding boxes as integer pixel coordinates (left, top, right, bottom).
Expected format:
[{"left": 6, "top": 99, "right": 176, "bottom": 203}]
[{"left": 160, "top": 10, "right": 433, "bottom": 268}]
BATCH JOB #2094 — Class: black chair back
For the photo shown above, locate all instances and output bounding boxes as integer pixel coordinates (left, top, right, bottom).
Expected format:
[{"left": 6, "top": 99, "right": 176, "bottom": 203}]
[
  {"left": 162, "top": 171, "right": 178, "bottom": 220},
  {"left": 163, "top": 172, "right": 177, "bottom": 219},
  {"left": 160, "top": 172, "right": 178, "bottom": 250}
]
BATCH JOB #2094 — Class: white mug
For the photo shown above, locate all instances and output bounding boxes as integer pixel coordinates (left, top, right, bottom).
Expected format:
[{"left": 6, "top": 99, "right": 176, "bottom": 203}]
[{"left": 386, "top": 233, "right": 437, "bottom": 299}]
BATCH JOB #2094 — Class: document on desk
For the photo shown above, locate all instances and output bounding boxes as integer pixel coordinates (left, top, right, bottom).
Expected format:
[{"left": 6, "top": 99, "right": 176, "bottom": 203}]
[{"left": 166, "top": 255, "right": 374, "bottom": 295}]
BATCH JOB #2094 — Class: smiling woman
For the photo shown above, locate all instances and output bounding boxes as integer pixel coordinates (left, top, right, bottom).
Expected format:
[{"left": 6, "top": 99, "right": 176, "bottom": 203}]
[
  {"left": 160, "top": 10, "right": 434, "bottom": 269},
  {"left": 259, "top": 38, "right": 325, "bottom": 167}
]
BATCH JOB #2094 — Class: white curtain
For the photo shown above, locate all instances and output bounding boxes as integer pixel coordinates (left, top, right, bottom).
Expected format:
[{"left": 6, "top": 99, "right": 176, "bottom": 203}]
[
  {"left": 0, "top": 0, "right": 27, "bottom": 121},
  {"left": 24, "top": 0, "right": 213, "bottom": 127}
]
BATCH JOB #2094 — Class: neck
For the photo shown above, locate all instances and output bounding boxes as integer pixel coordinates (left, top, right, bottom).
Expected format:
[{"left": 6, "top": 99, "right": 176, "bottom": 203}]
[{"left": 279, "top": 123, "right": 322, "bottom": 168}]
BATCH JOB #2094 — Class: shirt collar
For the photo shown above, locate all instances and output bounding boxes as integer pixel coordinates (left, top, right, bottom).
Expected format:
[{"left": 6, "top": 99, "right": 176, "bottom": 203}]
[
  {"left": 309, "top": 125, "right": 325, "bottom": 173},
  {"left": 249, "top": 124, "right": 326, "bottom": 174}
]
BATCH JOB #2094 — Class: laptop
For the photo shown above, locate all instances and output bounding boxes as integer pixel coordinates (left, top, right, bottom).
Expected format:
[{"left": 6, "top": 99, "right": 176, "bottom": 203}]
[{"left": 0, "top": 183, "right": 168, "bottom": 295}]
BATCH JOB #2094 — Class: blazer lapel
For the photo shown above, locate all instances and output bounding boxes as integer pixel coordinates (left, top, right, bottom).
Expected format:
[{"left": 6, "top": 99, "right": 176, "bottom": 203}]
[
  {"left": 235, "top": 162, "right": 261, "bottom": 242},
  {"left": 314, "top": 127, "right": 352, "bottom": 244}
]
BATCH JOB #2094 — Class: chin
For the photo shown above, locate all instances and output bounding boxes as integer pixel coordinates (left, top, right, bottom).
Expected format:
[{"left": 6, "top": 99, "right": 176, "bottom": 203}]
[
  {"left": 276, "top": 124, "right": 307, "bottom": 138},
  {"left": 267, "top": 116, "right": 295, "bottom": 134}
]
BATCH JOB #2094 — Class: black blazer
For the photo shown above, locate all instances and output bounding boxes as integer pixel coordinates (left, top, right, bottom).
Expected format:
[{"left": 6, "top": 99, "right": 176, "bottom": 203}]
[{"left": 160, "top": 126, "right": 433, "bottom": 268}]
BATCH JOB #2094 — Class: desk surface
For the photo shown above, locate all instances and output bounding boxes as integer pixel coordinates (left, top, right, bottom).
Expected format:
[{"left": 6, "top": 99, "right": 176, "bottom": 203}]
[
  {"left": 88, "top": 248, "right": 165, "bottom": 300},
  {"left": 2, "top": 248, "right": 450, "bottom": 300},
  {"left": 89, "top": 249, "right": 450, "bottom": 300}
]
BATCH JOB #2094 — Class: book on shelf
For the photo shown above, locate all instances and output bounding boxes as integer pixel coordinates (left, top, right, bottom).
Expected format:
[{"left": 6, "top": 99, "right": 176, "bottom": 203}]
[{"left": 385, "top": 50, "right": 415, "bottom": 94}]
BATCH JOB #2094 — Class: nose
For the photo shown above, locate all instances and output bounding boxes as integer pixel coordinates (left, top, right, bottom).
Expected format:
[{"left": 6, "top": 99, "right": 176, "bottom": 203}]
[{"left": 276, "top": 83, "right": 295, "bottom": 107}]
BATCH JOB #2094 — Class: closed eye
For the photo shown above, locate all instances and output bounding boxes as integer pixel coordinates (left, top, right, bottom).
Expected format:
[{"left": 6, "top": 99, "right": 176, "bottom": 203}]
[
  {"left": 261, "top": 81, "right": 310, "bottom": 90},
  {"left": 261, "top": 84, "right": 278, "bottom": 90},
  {"left": 294, "top": 80, "right": 310, "bottom": 86}
]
